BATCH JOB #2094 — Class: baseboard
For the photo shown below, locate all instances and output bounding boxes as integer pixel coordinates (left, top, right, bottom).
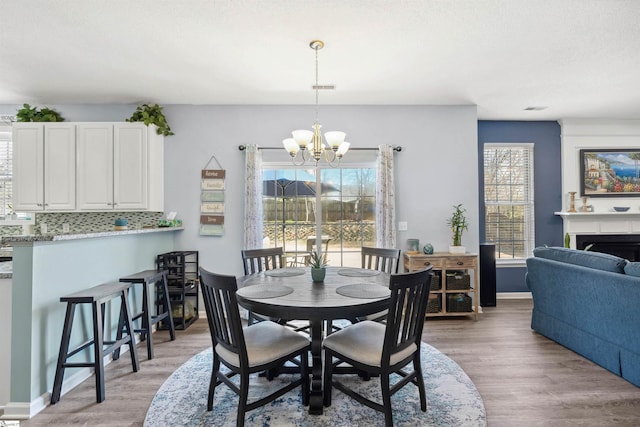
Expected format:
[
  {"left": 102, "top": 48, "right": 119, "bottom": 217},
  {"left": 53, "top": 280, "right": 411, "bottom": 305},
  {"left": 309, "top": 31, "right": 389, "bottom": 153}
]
[
  {"left": 1, "top": 333, "right": 140, "bottom": 420},
  {"left": 497, "top": 292, "right": 532, "bottom": 299}
]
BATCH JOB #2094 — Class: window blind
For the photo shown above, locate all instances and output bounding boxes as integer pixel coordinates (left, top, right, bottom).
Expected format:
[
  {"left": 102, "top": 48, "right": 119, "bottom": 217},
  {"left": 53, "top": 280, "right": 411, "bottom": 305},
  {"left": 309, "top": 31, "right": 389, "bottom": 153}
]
[{"left": 483, "top": 143, "right": 535, "bottom": 260}]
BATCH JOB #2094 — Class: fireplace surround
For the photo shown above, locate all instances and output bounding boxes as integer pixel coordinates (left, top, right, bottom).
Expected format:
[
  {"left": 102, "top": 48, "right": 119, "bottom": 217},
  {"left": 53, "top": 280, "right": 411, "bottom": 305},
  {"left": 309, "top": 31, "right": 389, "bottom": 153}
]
[{"left": 556, "top": 211, "right": 640, "bottom": 261}]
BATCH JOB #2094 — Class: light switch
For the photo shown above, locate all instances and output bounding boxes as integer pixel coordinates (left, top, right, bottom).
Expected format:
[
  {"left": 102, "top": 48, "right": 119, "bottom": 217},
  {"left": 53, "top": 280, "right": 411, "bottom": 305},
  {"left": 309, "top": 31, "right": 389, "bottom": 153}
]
[{"left": 398, "top": 221, "right": 408, "bottom": 231}]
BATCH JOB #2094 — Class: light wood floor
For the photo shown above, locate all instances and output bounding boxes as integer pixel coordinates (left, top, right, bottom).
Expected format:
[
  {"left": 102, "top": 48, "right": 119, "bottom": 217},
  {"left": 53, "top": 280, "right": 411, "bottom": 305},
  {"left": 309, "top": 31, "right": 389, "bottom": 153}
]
[{"left": 13, "top": 299, "right": 640, "bottom": 426}]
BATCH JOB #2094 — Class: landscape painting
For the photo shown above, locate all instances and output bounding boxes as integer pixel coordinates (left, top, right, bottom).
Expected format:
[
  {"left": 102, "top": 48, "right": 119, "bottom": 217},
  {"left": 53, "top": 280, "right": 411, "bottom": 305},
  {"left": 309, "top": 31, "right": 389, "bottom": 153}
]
[{"left": 580, "top": 149, "right": 640, "bottom": 197}]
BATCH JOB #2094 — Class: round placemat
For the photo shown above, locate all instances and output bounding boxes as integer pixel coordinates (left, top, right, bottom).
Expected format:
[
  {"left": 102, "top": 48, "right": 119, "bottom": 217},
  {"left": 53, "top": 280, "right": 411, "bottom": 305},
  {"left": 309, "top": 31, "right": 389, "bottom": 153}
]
[
  {"left": 264, "top": 268, "right": 306, "bottom": 277},
  {"left": 337, "top": 268, "right": 381, "bottom": 277},
  {"left": 237, "top": 285, "right": 293, "bottom": 299},
  {"left": 335, "top": 283, "right": 390, "bottom": 299}
]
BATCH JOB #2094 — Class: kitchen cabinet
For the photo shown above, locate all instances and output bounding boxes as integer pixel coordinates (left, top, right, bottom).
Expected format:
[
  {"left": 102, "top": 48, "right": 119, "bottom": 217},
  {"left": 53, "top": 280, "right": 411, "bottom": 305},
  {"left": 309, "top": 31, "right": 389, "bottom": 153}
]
[
  {"left": 76, "top": 123, "right": 163, "bottom": 211},
  {"left": 12, "top": 123, "right": 76, "bottom": 211}
]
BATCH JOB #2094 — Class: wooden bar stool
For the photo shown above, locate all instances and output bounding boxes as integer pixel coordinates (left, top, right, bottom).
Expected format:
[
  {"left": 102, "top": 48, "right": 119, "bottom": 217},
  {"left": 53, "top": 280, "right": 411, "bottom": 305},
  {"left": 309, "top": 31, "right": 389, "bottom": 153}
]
[
  {"left": 117, "top": 269, "right": 175, "bottom": 360},
  {"left": 51, "top": 282, "right": 139, "bottom": 404}
]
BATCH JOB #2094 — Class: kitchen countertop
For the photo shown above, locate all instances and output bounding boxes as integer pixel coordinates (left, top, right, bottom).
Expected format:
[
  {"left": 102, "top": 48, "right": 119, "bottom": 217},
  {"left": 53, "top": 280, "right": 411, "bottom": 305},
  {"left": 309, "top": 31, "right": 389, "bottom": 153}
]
[
  {"left": 0, "top": 227, "right": 183, "bottom": 278},
  {"left": 1, "top": 226, "right": 184, "bottom": 246}
]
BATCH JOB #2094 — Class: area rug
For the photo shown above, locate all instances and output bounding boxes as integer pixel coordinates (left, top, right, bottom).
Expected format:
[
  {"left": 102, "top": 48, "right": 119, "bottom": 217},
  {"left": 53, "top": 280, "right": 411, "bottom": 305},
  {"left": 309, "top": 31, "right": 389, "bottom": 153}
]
[{"left": 144, "top": 343, "right": 486, "bottom": 426}]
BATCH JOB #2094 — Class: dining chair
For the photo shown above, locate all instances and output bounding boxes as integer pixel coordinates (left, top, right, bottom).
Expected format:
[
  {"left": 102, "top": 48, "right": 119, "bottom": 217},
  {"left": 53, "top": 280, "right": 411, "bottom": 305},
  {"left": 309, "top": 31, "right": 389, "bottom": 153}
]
[
  {"left": 241, "top": 248, "right": 286, "bottom": 325},
  {"left": 362, "top": 246, "right": 401, "bottom": 274},
  {"left": 357, "top": 247, "right": 401, "bottom": 323},
  {"left": 241, "top": 247, "right": 286, "bottom": 274},
  {"left": 199, "top": 268, "right": 310, "bottom": 426},
  {"left": 322, "top": 267, "right": 433, "bottom": 427}
]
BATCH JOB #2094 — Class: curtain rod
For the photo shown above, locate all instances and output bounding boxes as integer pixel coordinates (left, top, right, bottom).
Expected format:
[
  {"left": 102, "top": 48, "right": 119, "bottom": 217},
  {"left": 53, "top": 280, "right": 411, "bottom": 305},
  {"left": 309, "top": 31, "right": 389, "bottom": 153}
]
[{"left": 238, "top": 145, "right": 402, "bottom": 152}]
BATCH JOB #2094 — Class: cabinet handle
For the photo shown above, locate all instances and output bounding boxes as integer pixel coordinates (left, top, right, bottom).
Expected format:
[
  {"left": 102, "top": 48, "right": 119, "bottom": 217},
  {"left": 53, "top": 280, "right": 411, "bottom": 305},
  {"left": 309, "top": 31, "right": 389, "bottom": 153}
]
[
  {"left": 423, "top": 261, "right": 431, "bottom": 266},
  {"left": 457, "top": 261, "right": 464, "bottom": 265}
]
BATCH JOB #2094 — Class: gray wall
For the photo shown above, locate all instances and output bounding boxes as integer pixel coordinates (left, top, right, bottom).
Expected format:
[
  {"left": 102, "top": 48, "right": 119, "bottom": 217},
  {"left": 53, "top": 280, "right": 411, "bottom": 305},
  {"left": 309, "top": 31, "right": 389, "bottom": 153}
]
[{"left": 1, "top": 104, "right": 480, "bottom": 276}]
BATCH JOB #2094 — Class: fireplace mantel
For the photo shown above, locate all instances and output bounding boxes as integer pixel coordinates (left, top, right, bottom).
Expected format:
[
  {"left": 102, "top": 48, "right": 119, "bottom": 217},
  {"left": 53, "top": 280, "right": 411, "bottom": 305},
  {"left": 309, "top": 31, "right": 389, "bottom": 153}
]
[{"left": 555, "top": 211, "right": 640, "bottom": 247}]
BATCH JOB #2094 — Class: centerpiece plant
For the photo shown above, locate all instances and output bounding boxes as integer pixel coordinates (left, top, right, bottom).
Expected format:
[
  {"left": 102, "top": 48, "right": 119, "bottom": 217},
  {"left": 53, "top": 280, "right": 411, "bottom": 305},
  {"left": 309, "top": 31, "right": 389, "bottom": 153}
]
[{"left": 308, "top": 250, "right": 327, "bottom": 282}]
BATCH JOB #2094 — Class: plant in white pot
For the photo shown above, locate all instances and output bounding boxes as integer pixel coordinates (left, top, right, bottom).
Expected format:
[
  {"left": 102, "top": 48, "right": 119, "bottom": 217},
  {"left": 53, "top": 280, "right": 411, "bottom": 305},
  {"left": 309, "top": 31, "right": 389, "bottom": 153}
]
[
  {"left": 308, "top": 250, "right": 327, "bottom": 282},
  {"left": 447, "top": 204, "right": 469, "bottom": 254}
]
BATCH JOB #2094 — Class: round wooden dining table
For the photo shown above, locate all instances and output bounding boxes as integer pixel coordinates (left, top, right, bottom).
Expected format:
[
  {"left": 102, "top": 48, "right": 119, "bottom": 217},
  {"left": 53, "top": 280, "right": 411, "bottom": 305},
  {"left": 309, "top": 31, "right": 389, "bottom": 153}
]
[{"left": 237, "top": 266, "right": 391, "bottom": 415}]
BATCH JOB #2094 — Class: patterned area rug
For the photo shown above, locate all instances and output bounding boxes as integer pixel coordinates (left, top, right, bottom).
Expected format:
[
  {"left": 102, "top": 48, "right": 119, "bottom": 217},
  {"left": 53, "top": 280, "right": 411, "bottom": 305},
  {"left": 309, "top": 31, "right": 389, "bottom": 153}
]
[{"left": 144, "top": 343, "right": 486, "bottom": 426}]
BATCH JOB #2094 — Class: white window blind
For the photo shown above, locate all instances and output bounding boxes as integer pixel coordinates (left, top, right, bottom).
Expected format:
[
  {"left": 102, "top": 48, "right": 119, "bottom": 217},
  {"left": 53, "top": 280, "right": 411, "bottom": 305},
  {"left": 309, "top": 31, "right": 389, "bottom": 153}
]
[
  {"left": 0, "top": 126, "right": 12, "bottom": 218},
  {"left": 483, "top": 143, "right": 535, "bottom": 260}
]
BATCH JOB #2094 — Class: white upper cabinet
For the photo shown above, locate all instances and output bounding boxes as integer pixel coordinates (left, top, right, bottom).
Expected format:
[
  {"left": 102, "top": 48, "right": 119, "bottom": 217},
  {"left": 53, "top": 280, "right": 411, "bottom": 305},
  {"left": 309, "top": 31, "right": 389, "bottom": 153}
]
[
  {"left": 77, "top": 122, "right": 163, "bottom": 212},
  {"left": 12, "top": 123, "right": 76, "bottom": 211},
  {"left": 14, "top": 122, "right": 163, "bottom": 212},
  {"left": 76, "top": 123, "right": 114, "bottom": 210}
]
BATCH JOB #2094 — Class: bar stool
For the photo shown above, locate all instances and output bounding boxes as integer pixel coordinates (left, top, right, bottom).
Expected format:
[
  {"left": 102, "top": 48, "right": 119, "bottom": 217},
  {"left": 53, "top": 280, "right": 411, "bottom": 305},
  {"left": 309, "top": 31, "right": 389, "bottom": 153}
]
[
  {"left": 51, "top": 282, "right": 139, "bottom": 404},
  {"left": 117, "top": 269, "right": 175, "bottom": 360}
]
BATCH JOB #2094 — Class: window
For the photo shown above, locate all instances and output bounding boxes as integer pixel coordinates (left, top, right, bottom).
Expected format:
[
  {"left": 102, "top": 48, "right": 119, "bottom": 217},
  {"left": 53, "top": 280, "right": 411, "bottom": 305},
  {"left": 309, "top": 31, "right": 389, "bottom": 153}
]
[
  {"left": 0, "top": 125, "right": 12, "bottom": 218},
  {"left": 261, "top": 165, "right": 376, "bottom": 268},
  {"left": 483, "top": 143, "right": 535, "bottom": 261}
]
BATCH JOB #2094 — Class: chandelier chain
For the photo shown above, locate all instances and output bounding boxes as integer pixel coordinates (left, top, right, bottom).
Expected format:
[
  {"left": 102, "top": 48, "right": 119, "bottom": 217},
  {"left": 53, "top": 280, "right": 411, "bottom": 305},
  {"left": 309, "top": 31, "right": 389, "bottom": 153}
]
[{"left": 315, "top": 44, "right": 319, "bottom": 124}]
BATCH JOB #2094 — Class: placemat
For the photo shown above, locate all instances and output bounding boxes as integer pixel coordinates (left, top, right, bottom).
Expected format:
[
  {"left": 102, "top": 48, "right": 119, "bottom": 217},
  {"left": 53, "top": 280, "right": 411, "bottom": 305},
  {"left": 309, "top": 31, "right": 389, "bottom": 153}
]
[
  {"left": 237, "top": 285, "right": 293, "bottom": 299},
  {"left": 337, "top": 268, "right": 381, "bottom": 277},
  {"left": 335, "top": 283, "right": 390, "bottom": 299},
  {"left": 264, "top": 268, "right": 306, "bottom": 277}
]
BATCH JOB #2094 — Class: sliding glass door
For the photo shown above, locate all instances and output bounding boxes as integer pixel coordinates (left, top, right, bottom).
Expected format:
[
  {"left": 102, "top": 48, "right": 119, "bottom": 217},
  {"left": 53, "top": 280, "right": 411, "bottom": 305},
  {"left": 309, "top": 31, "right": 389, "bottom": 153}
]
[{"left": 262, "top": 166, "right": 376, "bottom": 268}]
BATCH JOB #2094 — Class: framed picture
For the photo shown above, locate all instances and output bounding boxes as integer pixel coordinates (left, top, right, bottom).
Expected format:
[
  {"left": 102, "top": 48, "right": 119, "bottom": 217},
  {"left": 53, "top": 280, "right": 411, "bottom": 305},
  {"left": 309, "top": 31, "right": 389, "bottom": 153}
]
[{"left": 580, "top": 149, "right": 640, "bottom": 197}]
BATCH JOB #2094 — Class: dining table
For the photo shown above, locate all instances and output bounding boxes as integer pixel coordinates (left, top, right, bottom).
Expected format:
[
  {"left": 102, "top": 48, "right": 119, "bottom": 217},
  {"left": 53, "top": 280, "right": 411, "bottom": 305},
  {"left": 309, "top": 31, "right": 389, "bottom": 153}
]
[{"left": 236, "top": 266, "right": 391, "bottom": 415}]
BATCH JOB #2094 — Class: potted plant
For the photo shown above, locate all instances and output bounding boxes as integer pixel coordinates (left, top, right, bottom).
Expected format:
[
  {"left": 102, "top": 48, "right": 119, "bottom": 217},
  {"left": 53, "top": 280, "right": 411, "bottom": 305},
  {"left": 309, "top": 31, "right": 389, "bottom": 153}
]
[
  {"left": 16, "top": 104, "right": 64, "bottom": 122},
  {"left": 308, "top": 250, "right": 327, "bottom": 282},
  {"left": 447, "top": 204, "right": 469, "bottom": 254},
  {"left": 126, "top": 103, "right": 174, "bottom": 136}
]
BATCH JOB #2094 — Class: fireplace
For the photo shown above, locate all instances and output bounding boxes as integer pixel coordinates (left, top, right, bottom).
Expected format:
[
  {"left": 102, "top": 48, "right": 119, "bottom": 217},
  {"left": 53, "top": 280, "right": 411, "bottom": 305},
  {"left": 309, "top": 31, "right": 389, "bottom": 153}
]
[{"left": 576, "top": 234, "right": 640, "bottom": 261}]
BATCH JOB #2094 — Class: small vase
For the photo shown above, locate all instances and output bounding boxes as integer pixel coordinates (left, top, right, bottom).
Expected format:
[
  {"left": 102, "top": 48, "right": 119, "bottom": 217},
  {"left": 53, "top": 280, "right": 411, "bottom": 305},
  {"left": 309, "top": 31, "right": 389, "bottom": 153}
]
[
  {"left": 311, "top": 267, "right": 326, "bottom": 282},
  {"left": 449, "top": 245, "right": 466, "bottom": 254}
]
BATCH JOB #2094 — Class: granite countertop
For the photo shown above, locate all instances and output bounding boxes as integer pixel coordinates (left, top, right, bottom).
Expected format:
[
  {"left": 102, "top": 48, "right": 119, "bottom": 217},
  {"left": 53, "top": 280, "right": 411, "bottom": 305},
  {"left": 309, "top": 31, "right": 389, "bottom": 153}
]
[{"left": 1, "top": 226, "right": 184, "bottom": 246}]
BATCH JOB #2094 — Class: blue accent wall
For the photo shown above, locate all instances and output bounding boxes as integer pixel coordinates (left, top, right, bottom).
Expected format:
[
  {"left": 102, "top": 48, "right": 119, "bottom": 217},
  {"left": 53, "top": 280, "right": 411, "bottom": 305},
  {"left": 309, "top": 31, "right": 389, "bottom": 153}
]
[{"left": 478, "top": 121, "right": 563, "bottom": 292}]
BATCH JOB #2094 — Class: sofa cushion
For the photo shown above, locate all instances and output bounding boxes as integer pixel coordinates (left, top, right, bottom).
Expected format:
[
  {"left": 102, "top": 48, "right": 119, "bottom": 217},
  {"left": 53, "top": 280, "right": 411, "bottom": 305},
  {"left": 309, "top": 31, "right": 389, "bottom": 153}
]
[
  {"left": 624, "top": 262, "right": 640, "bottom": 277},
  {"left": 533, "top": 246, "right": 627, "bottom": 273}
]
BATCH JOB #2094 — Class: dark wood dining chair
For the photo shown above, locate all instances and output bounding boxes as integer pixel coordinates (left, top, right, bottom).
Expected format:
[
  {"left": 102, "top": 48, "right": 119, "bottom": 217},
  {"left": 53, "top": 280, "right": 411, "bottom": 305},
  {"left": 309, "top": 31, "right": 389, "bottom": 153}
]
[
  {"left": 241, "top": 247, "right": 286, "bottom": 274},
  {"left": 356, "top": 247, "right": 402, "bottom": 323},
  {"left": 199, "top": 268, "right": 310, "bottom": 426},
  {"left": 362, "top": 246, "right": 401, "bottom": 274},
  {"left": 322, "top": 267, "right": 433, "bottom": 427},
  {"left": 241, "top": 248, "right": 286, "bottom": 325}
]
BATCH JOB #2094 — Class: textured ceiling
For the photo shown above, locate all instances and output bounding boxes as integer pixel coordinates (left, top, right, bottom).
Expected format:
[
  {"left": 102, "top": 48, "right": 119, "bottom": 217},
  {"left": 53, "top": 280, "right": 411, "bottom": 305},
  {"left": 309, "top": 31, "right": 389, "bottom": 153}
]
[{"left": 1, "top": 0, "right": 639, "bottom": 120}]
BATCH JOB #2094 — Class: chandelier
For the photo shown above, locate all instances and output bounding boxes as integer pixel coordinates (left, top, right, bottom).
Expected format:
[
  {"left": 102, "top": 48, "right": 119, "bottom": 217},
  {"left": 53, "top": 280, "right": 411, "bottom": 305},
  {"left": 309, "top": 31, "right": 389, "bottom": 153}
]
[{"left": 282, "top": 40, "right": 350, "bottom": 166}]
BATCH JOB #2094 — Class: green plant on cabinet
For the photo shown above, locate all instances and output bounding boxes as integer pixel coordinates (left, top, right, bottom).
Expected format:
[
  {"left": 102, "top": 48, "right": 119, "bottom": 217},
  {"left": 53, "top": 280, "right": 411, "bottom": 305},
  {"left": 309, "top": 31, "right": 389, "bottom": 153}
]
[
  {"left": 126, "top": 103, "right": 174, "bottom": 136},
  {"left": 16, "top": 104, "right": 65, "bottom": 122}
]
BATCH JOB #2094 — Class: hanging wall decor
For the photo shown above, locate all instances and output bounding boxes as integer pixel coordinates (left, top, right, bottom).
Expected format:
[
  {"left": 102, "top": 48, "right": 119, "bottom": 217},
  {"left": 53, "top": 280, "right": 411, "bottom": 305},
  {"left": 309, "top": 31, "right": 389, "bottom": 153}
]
[{"left": 200, "top": 155, "right": 225, "bottom": 236}]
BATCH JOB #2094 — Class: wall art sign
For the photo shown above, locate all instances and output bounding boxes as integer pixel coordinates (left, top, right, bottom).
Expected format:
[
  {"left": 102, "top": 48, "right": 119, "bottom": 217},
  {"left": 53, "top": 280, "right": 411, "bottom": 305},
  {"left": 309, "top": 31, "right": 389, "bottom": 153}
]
[
  {"left": 580, "top": 149, "right": 640, "bottom": 197},
  {"left": 200, "top": 155, "right": 225, "bottom": 235}
]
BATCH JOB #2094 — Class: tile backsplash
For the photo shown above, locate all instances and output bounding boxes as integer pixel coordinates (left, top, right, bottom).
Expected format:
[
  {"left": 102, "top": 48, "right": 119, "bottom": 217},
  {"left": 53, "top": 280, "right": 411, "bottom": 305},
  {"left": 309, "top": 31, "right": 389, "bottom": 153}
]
[{"left": 34, "top": 212, "right": 164, "bottom": 235}]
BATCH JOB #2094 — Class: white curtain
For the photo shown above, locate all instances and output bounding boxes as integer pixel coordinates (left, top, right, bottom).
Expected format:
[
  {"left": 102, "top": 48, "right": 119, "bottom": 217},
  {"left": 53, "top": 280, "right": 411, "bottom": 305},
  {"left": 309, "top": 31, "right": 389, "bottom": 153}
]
[
  {"left": 243, "top": 145, "right": 263, "bottom": 249},
  {"left": 376, "top": 144, "right": 396, "bottom": 248}
]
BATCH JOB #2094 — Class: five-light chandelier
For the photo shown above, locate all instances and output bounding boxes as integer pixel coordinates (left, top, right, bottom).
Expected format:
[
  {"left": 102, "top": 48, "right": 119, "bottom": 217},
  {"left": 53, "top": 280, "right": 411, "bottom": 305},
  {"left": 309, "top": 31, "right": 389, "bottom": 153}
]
[{"left": 282, "top": 40, "right": 350, "bottom": 166}]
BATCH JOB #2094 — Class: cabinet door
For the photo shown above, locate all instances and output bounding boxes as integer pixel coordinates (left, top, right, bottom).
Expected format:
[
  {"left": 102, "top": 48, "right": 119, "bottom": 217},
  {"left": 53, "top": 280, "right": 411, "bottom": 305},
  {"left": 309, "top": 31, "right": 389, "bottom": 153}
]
[
  {"left": 114, "top": 124, "right": 147, "bottom": 210},
  {"left": 12, "top": 124, "right": 44, "bottom": 211},
  {"left": 44, "top": 124, "right": 76, "bottom": 210},
  {"left": 77, "top": 124, "right": 114, "bottom": 210}
]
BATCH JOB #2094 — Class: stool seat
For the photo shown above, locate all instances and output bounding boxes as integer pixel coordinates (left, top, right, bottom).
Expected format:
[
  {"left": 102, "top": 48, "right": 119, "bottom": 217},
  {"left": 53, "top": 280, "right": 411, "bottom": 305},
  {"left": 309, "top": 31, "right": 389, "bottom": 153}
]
[
  {"left": 52, "top": 282, "right": 139, "bottom": 404},
  {"left": 117, "top": 269, "right": 175, "bottom": 360}
]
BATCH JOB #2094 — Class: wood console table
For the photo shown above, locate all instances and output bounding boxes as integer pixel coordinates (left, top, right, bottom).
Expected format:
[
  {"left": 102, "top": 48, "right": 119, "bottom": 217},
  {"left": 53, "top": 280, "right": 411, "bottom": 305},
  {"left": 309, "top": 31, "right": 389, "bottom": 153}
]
[{"left": 403, "top": 252, "right": 479, "bottom": 320}]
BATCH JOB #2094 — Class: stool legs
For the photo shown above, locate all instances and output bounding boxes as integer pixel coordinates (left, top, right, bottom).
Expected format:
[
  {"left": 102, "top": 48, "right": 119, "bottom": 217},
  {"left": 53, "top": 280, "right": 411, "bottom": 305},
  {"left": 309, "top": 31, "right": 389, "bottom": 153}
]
[
  {"left": 51, "top": 302, "right": 77, "bottom": 404},
  {"left": 51, "top": 286, "right": 138, "bottom": 405},
  {"left": 159, "top": 273, "right": 176, "bottom": 341}
]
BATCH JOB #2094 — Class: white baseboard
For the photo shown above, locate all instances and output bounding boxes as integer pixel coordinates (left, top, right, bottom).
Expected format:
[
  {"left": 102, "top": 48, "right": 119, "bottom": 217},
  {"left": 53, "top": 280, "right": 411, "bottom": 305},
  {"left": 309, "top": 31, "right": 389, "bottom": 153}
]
[
  {"left": 497, "top": 292, "right": 532, "bottom": 299},
  {"left": 1, "top": 334, "right": 140, "bottom": 420}
]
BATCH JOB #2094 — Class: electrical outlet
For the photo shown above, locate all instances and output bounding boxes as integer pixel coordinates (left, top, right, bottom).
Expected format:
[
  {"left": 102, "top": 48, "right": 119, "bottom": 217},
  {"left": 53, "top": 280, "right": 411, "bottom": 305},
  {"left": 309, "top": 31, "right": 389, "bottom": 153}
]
[{"left": 398, "top": 221, "right": 408, "bottom": 231}]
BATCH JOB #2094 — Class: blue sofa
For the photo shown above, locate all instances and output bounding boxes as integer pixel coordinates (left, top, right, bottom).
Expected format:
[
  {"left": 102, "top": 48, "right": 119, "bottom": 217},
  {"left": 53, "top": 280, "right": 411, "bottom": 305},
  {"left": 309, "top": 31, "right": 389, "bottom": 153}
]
[{"left": 526, "top": 247, "right": 640, "bottom": 387}]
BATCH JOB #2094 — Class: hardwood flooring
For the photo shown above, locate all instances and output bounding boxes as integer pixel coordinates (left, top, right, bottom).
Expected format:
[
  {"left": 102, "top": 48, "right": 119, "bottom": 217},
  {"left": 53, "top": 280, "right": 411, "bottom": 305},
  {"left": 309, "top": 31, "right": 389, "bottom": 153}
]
[{"left": 12, "top": 299, "right": 640, "bottom": 426}]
